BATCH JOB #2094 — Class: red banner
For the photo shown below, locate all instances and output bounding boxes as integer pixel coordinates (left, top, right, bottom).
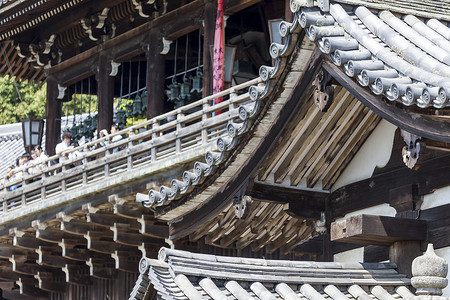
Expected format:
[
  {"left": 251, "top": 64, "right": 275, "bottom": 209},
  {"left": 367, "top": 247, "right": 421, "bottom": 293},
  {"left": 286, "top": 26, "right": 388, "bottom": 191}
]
[{"left": 212, "top": 0, "right": 224, "bottom": 113}]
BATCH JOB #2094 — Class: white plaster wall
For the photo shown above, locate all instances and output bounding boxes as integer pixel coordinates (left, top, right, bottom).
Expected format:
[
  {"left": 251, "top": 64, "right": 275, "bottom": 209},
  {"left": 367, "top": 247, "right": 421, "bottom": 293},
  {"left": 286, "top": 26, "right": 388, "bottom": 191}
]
[
  {"left": 332, "top": 120, "right": 397, "bottom": 192},
  {"left": 430, "top": 246, "right": 450, "bottom": 297},
  {"left": 334, "top": 247, "right": 364, "bottom": 263},
  {"left": 335, "top": 203, "right": 396, "bottom": 222},
  {"left": 422, "top": 185, "right": 450, "bottom": 210}
]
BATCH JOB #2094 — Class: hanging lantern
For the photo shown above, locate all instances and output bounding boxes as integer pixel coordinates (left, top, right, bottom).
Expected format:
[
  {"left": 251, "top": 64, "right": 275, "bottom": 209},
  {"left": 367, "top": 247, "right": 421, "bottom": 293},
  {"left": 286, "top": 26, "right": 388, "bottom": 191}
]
[
  {"left": 140, "top": 90, "right": 148, "bottom": 113},
  {"left": 70, "top": 125, "right": 78, "bottom": 141},
  {"left": 190, "top": 69, "right": 203, "bottom": 99},
  {"left": 168, "top": 78, "right": 180, "bottom": 102},
  {"left": 180, "top": 75, "right": 192, "bottom": 100},
  {"left": 133, "top": 94, "right": 143, "bottom": 116},
  {"left": 116, "top": 108, "right": 126, "bottom": 126},
  {"left": 21, "top": 119, "right": 44, "bottom": 154}
]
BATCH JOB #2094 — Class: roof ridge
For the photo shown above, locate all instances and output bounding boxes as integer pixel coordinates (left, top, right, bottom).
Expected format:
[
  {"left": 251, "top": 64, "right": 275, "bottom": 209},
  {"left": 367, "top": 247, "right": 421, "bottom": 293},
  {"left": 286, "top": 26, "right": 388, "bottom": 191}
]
[{"left": 157, "top": 247, "right": 398, "bottom": 270}]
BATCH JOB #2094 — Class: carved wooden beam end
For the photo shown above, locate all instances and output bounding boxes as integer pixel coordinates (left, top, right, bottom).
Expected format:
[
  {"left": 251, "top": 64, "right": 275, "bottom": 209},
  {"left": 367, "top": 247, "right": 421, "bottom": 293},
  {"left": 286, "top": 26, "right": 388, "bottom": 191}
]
[
  {"left": 401, "top": 129, "right": 424, "bottom": 170},
  {"left": 312, "top": 68, "right": 334, "bottom": 112},
  {"left": 233, "top": 195, "right": 252, "bottom": 219},
  {"left": 331, "top": 214, "right": 427, "bottom": 246}
]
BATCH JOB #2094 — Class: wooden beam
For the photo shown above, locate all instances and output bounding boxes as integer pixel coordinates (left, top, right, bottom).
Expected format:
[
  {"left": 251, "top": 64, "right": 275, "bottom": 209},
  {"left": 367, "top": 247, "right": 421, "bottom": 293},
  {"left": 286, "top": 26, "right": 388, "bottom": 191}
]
[
  {"left": 331, "top": 214, "right": 427, "bottom": 246},
  {"left": 168, "top": 42, "right": 320, "bottom": 239},
  {"left": 111, "top": 225, "right": 163, "bottom": 247},
  {"left": 0, "top": 244, "right": 31, "bottom": 259},
  {"left": 2, "top": 289, "right": 44, "bottom": 300},
  {"left": 329, "top": 154, "right": 450, "bottom": 218},
  {"left": 45, "top": 76, "right": 61, "bottom": 156},
  {"left": 60, "top": 220, "right": 106, "bottom": 236},
  {"left": 322, "top": 58, "right": 450, "bottom": 142},
  {"left": 86, "top": 257, "right": 117, "bottom": 280},
  {"left": 16, "top": 277, "right": 48, "bottom": 298},
  {"left": 419, "top": 203, "right": 450, "bottom": 249},
  {"left": 62, "top": 265, "right": 92, "bottom": 286},
  {"left": 12, "top": 235, "right": 54, "bottom": 250},
  {"left": 202, "top": 1, "right": 215, "bottom": 97},
  {"left": 0, "top": 268, "right": 21, "bottom": 281},
  {"left": 139, "top": 221, "right": 169, "bottom": 239},
  {"left": 248, "top": 182, "right": 327, "bottom": 219},
  {"left": 111, "top": 250, "right": 139, "bottom": 272},
  {"left": 291, "top": 234, "right": 356, "bottom": 254},
  {"left": 97, "top": 53, "right": 114, "bottom": 134},
  {"left": 35, "top": 271, "right": 68, "bottom": 293},
  {"left": 146, "top": 29, "right": 165, "bottom": 119},
  {"left": 59, "top": 240, "right": 110, "bottom": 262},
  {"left": 35, "top": 227, "right": 84, "bottom": 244},
  {"left": 86, "top": 212, "right": 140, "bottom": 229},
  {"left": 225, "top": 0, "right": 263, "bottom": 14}
]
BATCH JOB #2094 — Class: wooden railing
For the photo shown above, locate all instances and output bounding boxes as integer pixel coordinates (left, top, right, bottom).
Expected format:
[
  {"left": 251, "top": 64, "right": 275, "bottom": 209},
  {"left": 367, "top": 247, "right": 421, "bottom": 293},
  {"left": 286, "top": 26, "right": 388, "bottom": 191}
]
[{"left": 0, "top": 78, "right": 261, "bottom": 216}]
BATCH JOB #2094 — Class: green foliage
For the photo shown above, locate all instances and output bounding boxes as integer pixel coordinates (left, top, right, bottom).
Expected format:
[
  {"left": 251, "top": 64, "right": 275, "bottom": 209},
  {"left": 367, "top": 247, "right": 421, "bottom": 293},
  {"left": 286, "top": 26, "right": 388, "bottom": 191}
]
[
  {"left": 0, "top": 76, "right": 46, "bottom": 124},
  {"left": 62, "top": 94, "right": 98, "bottom": 117}
]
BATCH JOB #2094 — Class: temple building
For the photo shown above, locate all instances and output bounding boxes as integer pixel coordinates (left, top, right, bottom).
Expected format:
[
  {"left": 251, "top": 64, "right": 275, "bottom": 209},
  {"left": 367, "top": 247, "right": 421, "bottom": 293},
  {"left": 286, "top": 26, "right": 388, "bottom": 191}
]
[{"left": 0, "top": 0, "right": 448, "bottom": 299}]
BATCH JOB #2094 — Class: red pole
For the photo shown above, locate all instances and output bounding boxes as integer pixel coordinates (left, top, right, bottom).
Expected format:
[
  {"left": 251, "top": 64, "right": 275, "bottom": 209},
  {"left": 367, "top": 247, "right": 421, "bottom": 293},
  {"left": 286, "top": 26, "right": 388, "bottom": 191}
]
[{"left": 212, "top": 0, "right": 224, "bottom": 115}]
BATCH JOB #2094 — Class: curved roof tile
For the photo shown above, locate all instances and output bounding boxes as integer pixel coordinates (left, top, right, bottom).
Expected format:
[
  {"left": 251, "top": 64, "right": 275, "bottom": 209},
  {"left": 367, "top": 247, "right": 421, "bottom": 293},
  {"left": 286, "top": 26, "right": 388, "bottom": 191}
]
[
  {"left": 130, "top": 247, "right": 413, "bottom": 300},
  {"left": 138, "top": 17, "right": 303, "bottom": 210},
  {"left": 138, "top": 1, "right": 450, "bottom": 212},
  {"left": 300, "top": 3, "right": 450, "bottom": 108}
]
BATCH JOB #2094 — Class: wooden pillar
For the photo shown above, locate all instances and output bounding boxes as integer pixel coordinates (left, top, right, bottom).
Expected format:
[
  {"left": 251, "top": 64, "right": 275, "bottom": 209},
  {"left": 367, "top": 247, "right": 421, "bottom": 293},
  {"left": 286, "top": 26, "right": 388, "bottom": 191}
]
[
  {"left": 45, "top": 76, "right": 61, "bottom": 156},
  {"left": 285, "top": 0, "right": 294, "bottom": 22},
  {"left": 96, "top": 54, "right": 114, "bottom": 133},
  {"left": 202, "top": 1, "right": 215, "bottom": 97},
  {"left": 146, "top": 30, "right": 165, "bottom": 119},
  {"left": 389, "top": 241, "right": 421, "bottom": 278}
]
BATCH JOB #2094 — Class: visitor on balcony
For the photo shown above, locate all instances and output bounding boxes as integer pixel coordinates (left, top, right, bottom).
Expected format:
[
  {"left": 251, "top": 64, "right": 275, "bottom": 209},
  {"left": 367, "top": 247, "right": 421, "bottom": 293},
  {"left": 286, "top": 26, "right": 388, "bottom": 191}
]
[
  {"left": 55, "top": 131, "right": 74, "bottom": 164},
  {"left": 3, "top": 165, "right": 17, "bottom": 191},
  {"left": 110, "top": 124, "right": 124, "bottom": 153},
  {"left": 99, "top": 129, "right": 109, "bottom": 147},
  {"left": 68, "top": 142, "right": 83, "bottom": 166},
  {"left": 15, "top": 153, "right": 30, "bottom": 179},
  {"left": 29, "top": 146, "right": 49, "bottom": 174}
]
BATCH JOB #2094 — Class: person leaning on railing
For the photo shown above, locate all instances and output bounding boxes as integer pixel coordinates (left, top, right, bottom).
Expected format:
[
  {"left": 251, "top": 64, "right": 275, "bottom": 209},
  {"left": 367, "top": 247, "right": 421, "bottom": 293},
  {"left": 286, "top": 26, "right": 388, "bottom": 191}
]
[
  {"left": 110, "top": 124, "right": 124, "bottom": 153},
  {"left": 55, "top": 131, "right": 74, "bottom": 162},
  {"left": 28, "top": 145, "right": 49, "bottom": 175}
]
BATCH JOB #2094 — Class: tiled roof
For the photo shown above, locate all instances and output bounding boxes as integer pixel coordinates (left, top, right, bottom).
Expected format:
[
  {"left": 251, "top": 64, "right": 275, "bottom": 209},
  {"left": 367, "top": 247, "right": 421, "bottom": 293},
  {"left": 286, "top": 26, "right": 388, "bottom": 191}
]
[
  {"left": 0, "top": 113, "right": 95, "bottom": 177},
  {"left": 140, "top": 0, "right": 450, "bottom": 212},
  {"left": 130, "top": 247, "right": 414, "bottom": 300},
  {"left": 139, "top": 9, "right": 304, "bottom": 210},
  {"left": 298, "top": 2, "right": 450, "bottom": 108},
  {"left": 0, "top": 123, "right": 24, "bottom": 175}
]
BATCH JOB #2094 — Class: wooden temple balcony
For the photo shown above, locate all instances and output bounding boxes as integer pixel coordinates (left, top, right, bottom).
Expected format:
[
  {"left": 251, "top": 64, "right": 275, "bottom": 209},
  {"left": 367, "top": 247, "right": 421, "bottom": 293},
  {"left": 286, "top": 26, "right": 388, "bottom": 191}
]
[{"left": 0, "top": 78, "right": 260, "bottom": 232}]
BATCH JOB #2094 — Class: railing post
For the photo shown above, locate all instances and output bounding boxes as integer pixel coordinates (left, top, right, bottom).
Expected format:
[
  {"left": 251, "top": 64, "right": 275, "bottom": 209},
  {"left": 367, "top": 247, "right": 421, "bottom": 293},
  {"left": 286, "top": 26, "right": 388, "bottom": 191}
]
[
  {"left": 61, "top": 164, "right": 66, "bottom": 193},
  {"left": 151, "top": 119, "right": 158, "bottom": 162},
  {"left": 202, "top": 101, "right": 210, "bottom": 145},
  {"left": 82, "top": 146, "right": 88, "bottom": 186},
  {"left": 176, "top": 110, "right": 184, "bottom": 153},
  {"left": 1, "top": 185, "right": 6, "bottom": 213},
  {"left": 21, "top": 189, "right": 26, "bottom": 207},
  {"left": 104, "top": 160, "right": 110, "bottom": 178},
  {"left": 127, "top": 128, "right": 134, "bottom": 171},
  {"left": 41, "top": 170, "right": 46, "bottom": 201},
  {"left": 229, "top": 88, "right": 238, "bottom": 111}
]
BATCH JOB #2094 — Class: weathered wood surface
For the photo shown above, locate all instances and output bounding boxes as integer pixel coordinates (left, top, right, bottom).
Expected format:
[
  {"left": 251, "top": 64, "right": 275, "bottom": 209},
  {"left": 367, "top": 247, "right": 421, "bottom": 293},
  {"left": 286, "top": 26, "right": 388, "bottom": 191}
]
[
  {"left": 0, "top": 78, "right": 259, "bottom": 227},
  {"left": 323, "top": 59, "right": 450, "bottom": 142},
  {"left": 248, "top": 181, "right": 328, "bottom": 219},
  {"left": 329, "top": 153, "right": 450, "bottom": 219},
  {"left": 419, "top": 203, "right": 450, "bottom": 249},
  {"left": 168, "top": 38, "right": 320, "bottom": 248},
  {"left": 330, "top": 214, "right": 427, "bottom": 246}
]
